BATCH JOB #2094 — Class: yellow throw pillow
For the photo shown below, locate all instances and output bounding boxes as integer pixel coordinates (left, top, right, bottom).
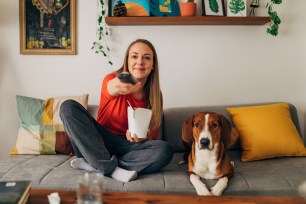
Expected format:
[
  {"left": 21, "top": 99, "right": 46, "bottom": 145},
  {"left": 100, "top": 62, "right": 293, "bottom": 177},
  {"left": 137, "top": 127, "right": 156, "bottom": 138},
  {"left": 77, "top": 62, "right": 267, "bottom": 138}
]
[{"left": 227, "top": 103, "right": 306, "bottom": 162}]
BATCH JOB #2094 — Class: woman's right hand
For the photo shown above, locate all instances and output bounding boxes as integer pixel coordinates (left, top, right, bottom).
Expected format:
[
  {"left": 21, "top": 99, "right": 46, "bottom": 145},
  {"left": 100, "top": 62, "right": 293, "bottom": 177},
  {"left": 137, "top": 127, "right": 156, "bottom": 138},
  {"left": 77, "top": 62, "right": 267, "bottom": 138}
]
[{"left": 107, "top": 77, "right": 142, "bottom": 96}]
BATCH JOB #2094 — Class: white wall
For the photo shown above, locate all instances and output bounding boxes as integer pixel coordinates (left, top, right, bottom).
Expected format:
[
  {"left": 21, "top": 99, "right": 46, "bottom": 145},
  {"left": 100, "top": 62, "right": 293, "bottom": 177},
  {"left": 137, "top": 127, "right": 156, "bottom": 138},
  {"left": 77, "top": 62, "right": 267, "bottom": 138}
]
[{"left": 0, "top": 0, "right": 305, "bottom": 158}]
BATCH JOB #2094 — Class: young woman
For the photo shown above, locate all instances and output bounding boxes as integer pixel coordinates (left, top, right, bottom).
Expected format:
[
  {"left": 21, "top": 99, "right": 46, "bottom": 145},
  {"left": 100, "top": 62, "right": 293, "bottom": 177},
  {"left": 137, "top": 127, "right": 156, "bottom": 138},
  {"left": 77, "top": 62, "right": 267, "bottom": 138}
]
[{"left": 60, "top": 39, "right": 174, "bottom": 182}]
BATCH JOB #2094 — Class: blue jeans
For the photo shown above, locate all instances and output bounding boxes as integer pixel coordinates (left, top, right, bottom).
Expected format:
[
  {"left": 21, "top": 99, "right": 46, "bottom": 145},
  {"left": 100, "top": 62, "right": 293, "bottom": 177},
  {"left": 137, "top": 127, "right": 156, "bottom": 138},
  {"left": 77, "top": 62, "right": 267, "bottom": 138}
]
[{"left": 59, "top": 100, "right": 174, "bottom": 176}]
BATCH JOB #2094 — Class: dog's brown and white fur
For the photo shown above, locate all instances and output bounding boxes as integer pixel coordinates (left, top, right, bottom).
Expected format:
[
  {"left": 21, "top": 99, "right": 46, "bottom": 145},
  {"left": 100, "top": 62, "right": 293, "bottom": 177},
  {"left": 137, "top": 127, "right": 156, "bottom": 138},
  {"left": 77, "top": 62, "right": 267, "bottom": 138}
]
[{"left": 182, "top": 112, "right": 238, "bottom": 196}]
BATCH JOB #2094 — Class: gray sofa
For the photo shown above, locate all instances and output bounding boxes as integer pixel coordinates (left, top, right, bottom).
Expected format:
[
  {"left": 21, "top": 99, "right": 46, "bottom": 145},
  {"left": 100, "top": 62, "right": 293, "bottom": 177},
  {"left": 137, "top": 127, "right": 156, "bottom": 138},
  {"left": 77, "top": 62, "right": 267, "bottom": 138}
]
[{"left": 1, "top": 103, "right": 306, "bottom": 197}]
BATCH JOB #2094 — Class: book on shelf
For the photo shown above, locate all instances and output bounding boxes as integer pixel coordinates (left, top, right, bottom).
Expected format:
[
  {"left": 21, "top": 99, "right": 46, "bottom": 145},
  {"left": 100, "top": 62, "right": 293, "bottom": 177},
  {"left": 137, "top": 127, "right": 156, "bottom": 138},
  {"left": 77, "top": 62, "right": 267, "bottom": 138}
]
[{"left": 0, "top": 181, "right": 31, "bottom": 204}]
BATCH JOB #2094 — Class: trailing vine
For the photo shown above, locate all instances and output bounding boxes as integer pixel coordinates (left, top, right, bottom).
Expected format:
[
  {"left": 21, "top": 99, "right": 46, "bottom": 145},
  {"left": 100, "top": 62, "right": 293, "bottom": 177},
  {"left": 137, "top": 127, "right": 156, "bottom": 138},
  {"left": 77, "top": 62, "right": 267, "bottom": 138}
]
[
  {"left": 91, "top": 0, "right": 113, "bottom": 65},
  {"left": 266, "top": 0, "right": 282, "bottom": 36}
]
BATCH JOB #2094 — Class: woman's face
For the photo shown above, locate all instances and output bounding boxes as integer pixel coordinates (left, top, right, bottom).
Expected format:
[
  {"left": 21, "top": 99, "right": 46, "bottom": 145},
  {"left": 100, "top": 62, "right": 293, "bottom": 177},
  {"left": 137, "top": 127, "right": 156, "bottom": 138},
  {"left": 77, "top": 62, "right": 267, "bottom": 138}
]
[{"left": 128, "top": 42, "right": 154, "bottom": 82}]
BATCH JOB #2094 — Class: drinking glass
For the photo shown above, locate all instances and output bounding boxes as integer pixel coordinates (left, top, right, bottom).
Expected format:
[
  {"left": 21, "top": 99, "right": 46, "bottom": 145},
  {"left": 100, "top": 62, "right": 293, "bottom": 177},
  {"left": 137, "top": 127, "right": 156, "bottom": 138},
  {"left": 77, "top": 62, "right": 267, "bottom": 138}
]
[{"left": 77, "top": 172, "right": 104, "bottom": 204}]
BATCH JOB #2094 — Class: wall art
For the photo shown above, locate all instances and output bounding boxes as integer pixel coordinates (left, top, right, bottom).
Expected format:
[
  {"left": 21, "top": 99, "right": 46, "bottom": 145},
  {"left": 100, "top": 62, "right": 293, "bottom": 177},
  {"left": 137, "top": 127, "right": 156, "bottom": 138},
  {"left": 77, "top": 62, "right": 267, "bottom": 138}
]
[
  {"left": 227, "top": 0, "right": 247, "bottom": 17},
  {"left": 202, "top": 0, "right": 225, "bottom": 16},
  {"left": 20, "top": 0, "right": 76, "bottom": 55}
]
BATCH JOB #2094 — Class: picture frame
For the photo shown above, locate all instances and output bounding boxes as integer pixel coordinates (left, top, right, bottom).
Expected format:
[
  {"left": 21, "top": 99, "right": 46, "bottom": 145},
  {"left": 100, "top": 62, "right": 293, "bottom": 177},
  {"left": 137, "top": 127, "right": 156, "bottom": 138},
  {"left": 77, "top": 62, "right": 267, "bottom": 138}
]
[
  {"left": 227, "top": 0, "right": 247, "bottom": 17},
  {"left": 19, "top": 0, "right": 76, "bottom": 55},
  {"left": 201, "top": 0, "right": 225, "bottom": 16},
  {"left": 113, "top": 0, "right": 150, "bottom": 16},
  {"left": 149, "top": 0, "right": 180, "bottom": 16}
]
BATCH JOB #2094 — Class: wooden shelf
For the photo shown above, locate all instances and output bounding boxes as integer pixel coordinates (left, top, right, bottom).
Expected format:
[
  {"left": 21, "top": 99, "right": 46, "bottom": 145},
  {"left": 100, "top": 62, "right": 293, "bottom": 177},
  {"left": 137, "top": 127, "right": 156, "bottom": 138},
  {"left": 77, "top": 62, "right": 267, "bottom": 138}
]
[{"left": 105, "top": 16, "right": 270, "bottom": 26}]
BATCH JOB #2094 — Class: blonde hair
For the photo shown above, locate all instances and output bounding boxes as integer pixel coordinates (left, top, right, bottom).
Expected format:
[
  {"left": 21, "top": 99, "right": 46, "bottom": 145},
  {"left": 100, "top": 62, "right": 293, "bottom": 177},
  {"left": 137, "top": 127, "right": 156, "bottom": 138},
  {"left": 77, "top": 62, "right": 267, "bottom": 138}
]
[{"left": 118, "top": 39, "right": 162, "bottom": 131}]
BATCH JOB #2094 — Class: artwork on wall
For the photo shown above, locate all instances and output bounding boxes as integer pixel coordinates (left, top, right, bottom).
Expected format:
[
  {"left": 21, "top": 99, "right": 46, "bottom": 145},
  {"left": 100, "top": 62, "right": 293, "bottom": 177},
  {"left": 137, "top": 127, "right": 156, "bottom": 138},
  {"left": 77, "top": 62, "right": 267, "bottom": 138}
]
[
  {"left": 202, "top": 0, "right": 225, "bottom": 16},
  {"left": 150, "top": 0, "right": 180, "bottom": 16},
  {"left": 227, "top": 0, "right": 247, "bottom": 17},
  {"left": 19, "top": 0, "right": 76, "bottom": 55},
  {"left": 113, "top": 0, "right": 150, "bottom": 16}
]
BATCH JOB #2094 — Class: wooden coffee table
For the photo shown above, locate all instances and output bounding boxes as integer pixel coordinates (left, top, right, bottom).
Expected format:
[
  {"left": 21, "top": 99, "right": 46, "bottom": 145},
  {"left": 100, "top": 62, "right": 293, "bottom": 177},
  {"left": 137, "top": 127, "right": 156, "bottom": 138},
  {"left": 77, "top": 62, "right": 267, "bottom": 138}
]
[{"left": 28, "top": 189, "right": 306, "bottom": 204}]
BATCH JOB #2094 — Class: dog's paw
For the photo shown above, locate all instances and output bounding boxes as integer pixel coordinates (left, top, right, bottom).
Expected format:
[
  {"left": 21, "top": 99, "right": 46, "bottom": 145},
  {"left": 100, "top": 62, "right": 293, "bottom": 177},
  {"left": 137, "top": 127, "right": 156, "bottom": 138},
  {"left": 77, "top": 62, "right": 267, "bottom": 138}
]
[
  {"left": 190, "top": 174, "right": 211, "bottom": 196},
  {"left": 210, "top": 177, "right": 228, "bottom": 196},
  {"left": 196, "top": 187, "right": 212, "bottom": 196},
  {"left": 210, "top": 187, "right": 223, "bottom": 196}
]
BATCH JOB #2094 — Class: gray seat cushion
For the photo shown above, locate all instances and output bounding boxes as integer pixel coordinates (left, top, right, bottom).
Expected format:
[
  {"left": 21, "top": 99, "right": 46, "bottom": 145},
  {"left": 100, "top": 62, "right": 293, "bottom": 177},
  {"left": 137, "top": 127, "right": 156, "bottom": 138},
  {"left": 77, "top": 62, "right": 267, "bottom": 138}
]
[{"left": 1, "top": 153, "right": 306, "bottom": 196}]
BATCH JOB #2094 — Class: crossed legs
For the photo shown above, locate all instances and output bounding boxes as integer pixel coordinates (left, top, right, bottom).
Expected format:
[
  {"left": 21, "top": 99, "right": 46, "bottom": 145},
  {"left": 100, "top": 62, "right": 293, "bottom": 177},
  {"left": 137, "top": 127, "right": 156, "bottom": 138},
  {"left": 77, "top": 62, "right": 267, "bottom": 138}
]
[{"left": 60, "top": 100, "right": 174, "bottom": 182}]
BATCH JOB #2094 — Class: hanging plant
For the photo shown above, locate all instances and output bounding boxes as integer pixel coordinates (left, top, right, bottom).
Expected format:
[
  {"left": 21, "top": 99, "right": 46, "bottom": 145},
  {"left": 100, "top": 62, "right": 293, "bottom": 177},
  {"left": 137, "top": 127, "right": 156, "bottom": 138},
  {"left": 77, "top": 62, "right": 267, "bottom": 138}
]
[
  {"left": 91, "top": 0, "right": 113, "bottom": 65},
  {"left": 266, "top": 0, "right": 282, "bottom": 36}
]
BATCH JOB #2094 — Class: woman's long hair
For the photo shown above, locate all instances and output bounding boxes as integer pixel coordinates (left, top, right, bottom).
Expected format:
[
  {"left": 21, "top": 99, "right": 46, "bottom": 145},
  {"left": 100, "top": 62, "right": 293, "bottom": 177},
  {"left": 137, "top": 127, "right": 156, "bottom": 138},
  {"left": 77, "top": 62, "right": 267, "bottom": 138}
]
[{"left": 117, "top": 39, "right": 162, "bottom": 132}]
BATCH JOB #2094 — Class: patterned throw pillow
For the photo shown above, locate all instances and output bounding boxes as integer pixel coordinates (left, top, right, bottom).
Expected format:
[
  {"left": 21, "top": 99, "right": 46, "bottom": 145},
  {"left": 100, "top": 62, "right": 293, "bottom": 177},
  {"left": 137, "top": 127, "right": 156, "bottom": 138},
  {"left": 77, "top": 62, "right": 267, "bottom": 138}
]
[{"left": 11, "top": 94, "right": 89, "bottom": 155}]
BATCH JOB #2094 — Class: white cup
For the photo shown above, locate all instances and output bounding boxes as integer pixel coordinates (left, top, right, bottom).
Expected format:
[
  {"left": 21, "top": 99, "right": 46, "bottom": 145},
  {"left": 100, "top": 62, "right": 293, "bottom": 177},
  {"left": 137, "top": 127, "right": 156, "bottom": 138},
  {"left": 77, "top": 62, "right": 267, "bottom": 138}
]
[
  {"left": 127, "top": 107, "right": 152, "bottom": 138},
  {"left": 77, "top": 172, "right": 104, "bottom": 204}
]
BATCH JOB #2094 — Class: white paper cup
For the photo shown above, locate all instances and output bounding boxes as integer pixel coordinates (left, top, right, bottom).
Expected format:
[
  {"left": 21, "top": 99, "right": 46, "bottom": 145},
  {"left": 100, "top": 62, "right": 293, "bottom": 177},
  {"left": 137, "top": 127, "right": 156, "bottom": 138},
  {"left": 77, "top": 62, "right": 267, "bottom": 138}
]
[{"left": 128, "top": 107, "right": 152, "bottom": 138}]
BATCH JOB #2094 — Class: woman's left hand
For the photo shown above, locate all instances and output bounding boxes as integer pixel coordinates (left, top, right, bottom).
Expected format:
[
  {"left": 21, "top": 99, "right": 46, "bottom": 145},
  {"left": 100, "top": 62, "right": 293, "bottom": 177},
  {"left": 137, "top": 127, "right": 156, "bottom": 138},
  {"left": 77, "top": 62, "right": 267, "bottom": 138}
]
[{"left": 126, "top": 130, "right": 148, "bottom": 143}]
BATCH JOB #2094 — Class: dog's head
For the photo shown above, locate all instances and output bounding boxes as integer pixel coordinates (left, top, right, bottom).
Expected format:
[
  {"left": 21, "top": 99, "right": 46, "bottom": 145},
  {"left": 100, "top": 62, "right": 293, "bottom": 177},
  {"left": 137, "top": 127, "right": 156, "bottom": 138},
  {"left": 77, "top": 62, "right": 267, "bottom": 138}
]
[{"left": 182, "top": 112, "right": 238, "bottom": 151}]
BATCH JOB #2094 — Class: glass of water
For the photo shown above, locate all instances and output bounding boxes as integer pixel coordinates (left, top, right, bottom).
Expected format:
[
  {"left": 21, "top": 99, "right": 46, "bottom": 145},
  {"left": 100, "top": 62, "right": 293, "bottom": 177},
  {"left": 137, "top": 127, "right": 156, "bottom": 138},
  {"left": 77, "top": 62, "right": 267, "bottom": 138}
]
[{"left": 77, "top": 172, "right": 104, "bottom": 204}]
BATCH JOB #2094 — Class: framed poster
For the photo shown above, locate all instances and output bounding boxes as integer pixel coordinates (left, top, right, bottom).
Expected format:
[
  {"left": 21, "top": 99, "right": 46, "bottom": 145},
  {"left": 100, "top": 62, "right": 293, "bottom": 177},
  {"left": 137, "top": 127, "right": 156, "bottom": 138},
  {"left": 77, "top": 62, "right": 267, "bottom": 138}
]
[
  {"left": 149, "top": 0, "right": 180, "bottom": 16},
  {"left": 113, "top": 0, "right": 150, "bottom": 16},
  {"left": 227, "top": 0, "right": 247, "bottom": 17},
  {"left": 202, "top": 0, "right": 225, "bottom": 16},
  {"left": 20, "top": 0, "right": 76, "bottom": 55}
]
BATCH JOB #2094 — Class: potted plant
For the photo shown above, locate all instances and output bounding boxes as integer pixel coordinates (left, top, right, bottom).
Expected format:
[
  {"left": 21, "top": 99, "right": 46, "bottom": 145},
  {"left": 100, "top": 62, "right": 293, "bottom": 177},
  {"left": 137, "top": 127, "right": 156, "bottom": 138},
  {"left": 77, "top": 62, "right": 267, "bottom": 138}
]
[
  {"left": 266, "top": 0, "right": 282, "bottom": 36},
  {"left": 92, "top": 0, "right": 113, "bottom": 65},
  {"left": 180, "top": 0, "right": 197, "bottom": 17}
]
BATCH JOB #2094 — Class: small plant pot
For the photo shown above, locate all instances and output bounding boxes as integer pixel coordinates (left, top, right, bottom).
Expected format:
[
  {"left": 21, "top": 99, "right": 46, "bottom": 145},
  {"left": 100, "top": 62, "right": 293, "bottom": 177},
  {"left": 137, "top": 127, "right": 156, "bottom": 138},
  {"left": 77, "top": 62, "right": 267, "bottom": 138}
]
[{"left": 180, "top": 2, "right": 197, "bottom": 17}]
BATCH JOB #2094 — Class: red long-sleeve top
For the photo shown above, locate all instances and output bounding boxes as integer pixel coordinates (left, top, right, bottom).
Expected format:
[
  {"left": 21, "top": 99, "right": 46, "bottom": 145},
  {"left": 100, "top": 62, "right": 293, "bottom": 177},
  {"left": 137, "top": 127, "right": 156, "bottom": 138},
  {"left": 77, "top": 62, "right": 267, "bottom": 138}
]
[{"left": 97, "top": 72, "right": 158, "bottom": 139}]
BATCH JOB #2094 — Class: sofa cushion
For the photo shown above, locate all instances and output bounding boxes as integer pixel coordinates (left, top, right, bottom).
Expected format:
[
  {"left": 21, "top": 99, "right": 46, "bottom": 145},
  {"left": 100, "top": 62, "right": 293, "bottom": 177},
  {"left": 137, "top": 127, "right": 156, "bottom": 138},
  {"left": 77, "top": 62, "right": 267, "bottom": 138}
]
[
  {"left": 1, "top": 153, "right": 306, "bottom": 197},
  {"left": 162, "top": 106, "right": 240, "bottom": 152},
  {"left": 11, "top": 94, "right": 88, "bottom": 155},
  {"left": 161, "top": 103, "right": 302, "bottom": 153},
  {"left": 227, "top": 103, "right": 306, "bottom": 162}
]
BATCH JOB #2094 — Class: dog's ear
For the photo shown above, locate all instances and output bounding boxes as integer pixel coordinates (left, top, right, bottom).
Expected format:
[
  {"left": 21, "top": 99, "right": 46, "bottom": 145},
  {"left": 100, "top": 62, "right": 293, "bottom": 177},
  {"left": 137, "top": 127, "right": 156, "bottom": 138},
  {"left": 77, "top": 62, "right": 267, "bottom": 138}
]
[
  {"left": 182, "top": 115, "right": 194, "bottom": 149},
  {"left": 180, "top": 115, "right": 195, "bottom": 165},
  {"left": 229, "top": 127, "right": 239, "bottom": 148},
  {"left": 218, "top": 114, "right": 239, "bottom": 150}
]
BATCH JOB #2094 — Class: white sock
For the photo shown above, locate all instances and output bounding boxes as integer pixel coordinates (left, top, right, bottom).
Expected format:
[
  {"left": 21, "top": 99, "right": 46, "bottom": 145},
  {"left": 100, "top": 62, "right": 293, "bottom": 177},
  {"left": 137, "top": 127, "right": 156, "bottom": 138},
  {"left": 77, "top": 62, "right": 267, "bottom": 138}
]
[
  {"left": 111, "top": 167, "right": 137, "bottom": 182},
  {"left": 70, "top": 158, "right": 98, "bottom": 172}
]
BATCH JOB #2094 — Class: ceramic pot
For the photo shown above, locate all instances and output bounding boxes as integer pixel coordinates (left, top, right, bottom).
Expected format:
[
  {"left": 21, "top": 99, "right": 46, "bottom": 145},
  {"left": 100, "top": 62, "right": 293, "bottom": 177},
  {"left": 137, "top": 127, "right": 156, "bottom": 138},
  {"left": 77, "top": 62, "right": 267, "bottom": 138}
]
[{"left": 180, "top": 2, "right": 196, "bottom": 17}]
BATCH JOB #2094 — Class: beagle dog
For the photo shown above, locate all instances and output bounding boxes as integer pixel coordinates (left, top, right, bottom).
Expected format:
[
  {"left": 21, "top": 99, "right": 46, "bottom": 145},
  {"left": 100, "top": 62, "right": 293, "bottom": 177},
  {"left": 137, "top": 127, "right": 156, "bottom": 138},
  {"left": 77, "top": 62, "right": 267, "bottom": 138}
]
[{"left": 181, "top": 112, "right": 238, "bottom": 196}]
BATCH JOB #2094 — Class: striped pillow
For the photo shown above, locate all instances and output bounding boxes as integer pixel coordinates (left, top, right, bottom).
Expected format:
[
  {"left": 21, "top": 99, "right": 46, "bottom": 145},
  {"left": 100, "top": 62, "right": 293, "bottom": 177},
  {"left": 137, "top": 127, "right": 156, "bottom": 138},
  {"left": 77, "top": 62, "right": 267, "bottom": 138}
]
[{"left": 11, "top": 94, "right": 89, "bottom": 155}]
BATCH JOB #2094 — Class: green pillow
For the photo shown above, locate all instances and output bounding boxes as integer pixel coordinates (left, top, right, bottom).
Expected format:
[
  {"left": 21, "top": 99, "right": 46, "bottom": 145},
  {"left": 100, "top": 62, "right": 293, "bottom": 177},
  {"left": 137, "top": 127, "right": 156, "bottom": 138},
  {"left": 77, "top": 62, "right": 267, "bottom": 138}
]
[{"left": 11, "top": 94, "right": 88, "bottom": 155}]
